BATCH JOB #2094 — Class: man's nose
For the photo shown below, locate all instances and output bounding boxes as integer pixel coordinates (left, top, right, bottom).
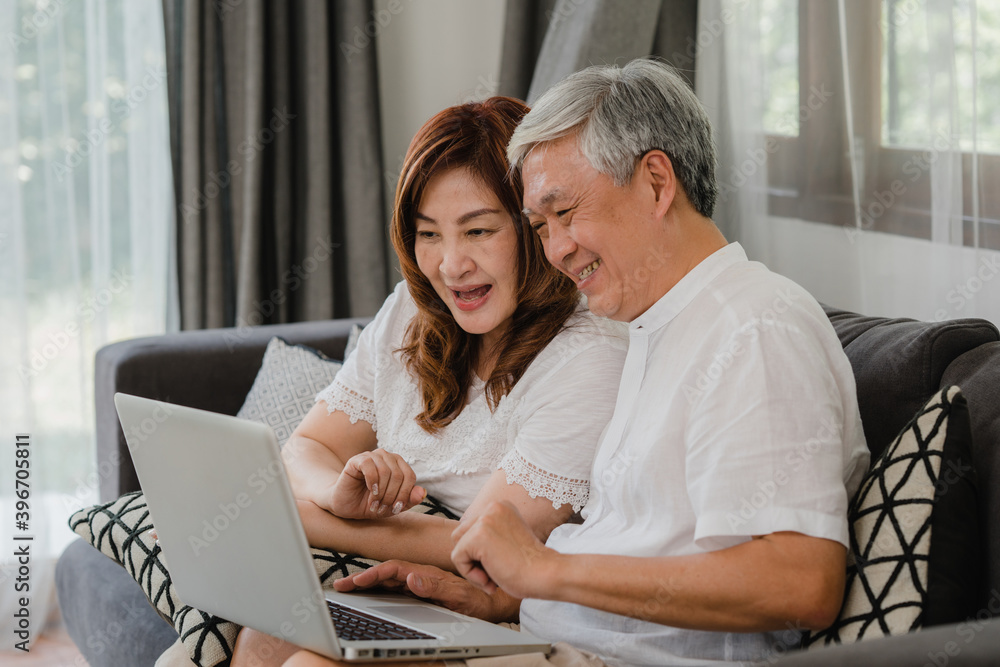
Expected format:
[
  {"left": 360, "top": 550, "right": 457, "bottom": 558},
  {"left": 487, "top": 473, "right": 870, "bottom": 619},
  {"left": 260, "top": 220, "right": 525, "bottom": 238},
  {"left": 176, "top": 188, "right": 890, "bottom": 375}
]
[
  {"left": 544, "top": 222, "right": 576, "bottom": 267},
  {"left": 440, "top": 241, "right": 475, "bottom": 279}
]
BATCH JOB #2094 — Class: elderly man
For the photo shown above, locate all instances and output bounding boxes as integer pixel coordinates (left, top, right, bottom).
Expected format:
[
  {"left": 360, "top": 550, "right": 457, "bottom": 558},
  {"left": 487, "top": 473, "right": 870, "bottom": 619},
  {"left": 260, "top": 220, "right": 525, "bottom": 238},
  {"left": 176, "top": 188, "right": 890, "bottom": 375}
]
[{"left": 241, "top": 59, "right": 869, "bottom": 667}]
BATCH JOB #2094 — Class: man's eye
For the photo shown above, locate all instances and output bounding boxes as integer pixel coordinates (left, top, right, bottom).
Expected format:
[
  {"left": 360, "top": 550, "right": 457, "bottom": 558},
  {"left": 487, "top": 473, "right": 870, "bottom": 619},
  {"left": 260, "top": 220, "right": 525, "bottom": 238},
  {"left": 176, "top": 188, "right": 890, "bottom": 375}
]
[
  {"left": 556, "top": 208, "right": 571, "bottom": 217},
  {"left": 530, "top": 222, "right": 546, "bottom": 233}
]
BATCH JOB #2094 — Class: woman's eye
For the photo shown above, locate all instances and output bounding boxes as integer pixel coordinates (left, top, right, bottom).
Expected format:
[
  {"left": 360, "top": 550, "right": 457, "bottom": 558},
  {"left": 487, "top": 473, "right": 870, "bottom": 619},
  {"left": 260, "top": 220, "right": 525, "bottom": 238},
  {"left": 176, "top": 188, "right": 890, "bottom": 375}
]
[
  {"left": 468, "top": 228, "right": 492, "bottom": 237},
  {"left": 416, "top": 231, "right": 436, "bottom": 240}
]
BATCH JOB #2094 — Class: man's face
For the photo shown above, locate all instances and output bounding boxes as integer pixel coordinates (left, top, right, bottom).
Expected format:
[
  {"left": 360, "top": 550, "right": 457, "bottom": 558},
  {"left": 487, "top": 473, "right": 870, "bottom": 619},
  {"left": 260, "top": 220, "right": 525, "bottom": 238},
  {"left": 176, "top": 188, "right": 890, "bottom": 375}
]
[{"left": 522, "top": 136, "right": 663, "bottom": 322}]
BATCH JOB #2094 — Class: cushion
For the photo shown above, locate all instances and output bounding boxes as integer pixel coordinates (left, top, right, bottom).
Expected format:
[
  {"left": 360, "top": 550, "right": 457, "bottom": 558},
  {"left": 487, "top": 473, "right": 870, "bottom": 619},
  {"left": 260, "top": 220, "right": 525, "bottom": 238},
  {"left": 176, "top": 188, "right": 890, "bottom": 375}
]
[
  {"left": 940, "top": 341, "right": 1000, "bottom": 602},
  {"left": 69, "top": 491, "right": 459, "bottom": 667},
  {"left": 804, "top": 385, "right": 980, "bottom": 647},
  {"left": 822, "top": 306, "right": 998, "bottom": 460},
  {"left": 236, "top": 337, "right": 343, "bottom": 448},
  {"left": 343, "top": 323, "right": 364, "bottom": 360}
]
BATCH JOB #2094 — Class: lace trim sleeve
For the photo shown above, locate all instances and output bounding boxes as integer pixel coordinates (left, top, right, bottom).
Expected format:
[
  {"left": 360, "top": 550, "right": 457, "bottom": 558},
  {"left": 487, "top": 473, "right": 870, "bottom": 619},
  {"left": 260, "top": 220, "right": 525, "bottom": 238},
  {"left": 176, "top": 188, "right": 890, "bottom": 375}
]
[
  {"left": 499, "top": 450, "right": 589, "bottom": 513},
  {"left": 316, "top": 378, "right": 377, "bottom": 432}
]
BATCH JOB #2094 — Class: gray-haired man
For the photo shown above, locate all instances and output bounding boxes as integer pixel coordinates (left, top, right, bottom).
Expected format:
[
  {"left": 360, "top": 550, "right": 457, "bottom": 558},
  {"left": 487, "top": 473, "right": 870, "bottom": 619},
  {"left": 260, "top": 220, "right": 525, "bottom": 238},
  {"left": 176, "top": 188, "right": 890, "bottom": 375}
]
[{"left": 330, "top": 59, "right": 870, "bottom": 667}]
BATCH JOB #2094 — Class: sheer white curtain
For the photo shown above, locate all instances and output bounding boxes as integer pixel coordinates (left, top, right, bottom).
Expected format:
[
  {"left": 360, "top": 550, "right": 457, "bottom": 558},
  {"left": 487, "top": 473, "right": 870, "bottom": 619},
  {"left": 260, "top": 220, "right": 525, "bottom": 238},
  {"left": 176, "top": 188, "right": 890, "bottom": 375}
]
[
  {"left": 697, "top": 0, "right": 1000, "bottom": 327},
  {"left": 0, "top": 0, "right": 174, "bottom": 648}
]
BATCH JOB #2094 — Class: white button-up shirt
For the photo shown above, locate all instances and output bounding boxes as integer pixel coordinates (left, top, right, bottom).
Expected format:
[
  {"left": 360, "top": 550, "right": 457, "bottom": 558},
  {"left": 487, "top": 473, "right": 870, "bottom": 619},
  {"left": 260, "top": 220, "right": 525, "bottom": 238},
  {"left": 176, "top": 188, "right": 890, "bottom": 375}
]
[{"left": 521, "top": 243, "right": 870, "bottom": 666}]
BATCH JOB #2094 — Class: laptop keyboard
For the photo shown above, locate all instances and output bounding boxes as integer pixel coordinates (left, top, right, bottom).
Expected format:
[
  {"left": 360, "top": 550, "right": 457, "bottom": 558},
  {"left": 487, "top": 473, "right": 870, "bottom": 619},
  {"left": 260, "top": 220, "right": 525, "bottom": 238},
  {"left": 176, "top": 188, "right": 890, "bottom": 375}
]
[{"left": 326, "top": 600, "right": 437, "bottom": 641}]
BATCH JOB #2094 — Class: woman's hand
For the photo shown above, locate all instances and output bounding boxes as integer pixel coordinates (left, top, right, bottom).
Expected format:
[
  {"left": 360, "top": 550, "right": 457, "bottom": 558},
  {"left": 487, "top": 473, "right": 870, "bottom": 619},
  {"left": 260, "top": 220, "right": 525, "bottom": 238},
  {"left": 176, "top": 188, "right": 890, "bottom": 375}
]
[{"left": 327, "top": 449, "right": 426, "bottom": 519}]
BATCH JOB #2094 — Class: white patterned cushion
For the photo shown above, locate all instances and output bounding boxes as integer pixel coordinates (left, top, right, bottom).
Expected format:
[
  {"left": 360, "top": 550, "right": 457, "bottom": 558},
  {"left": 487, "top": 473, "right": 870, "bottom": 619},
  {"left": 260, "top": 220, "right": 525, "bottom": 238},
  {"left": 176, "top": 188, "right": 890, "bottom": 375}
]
[
  {"left": 805, "top": 386, "right": 968, "bottom": 647},
  {"left": 236, "top": 337, "right": 343, "bottom": 448},
  {"left": 344, "top": 323, "right": 363, "bottom": 360}
]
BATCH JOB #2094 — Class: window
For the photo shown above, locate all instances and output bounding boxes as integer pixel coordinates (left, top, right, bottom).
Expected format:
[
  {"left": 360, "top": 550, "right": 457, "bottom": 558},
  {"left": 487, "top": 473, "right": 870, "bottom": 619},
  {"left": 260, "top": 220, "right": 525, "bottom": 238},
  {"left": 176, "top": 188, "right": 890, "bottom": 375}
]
[{"left": 760, "top": 0, "right": 1000, "bottom": 250}]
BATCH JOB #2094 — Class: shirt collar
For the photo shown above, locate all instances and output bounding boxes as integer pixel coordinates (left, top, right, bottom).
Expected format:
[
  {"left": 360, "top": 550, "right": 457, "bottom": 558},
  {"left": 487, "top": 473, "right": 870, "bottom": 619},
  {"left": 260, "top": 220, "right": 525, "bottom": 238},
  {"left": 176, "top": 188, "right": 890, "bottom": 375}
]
[{"left": 629, "top": 242, "right": 748, "bottom": 333}]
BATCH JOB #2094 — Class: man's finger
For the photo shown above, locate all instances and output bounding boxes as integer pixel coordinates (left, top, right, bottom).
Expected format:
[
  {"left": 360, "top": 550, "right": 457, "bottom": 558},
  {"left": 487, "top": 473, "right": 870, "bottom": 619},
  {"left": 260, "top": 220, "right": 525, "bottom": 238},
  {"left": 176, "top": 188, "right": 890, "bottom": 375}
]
[{"left": 334, "top": 566, "right": 402, "bottom": 592}]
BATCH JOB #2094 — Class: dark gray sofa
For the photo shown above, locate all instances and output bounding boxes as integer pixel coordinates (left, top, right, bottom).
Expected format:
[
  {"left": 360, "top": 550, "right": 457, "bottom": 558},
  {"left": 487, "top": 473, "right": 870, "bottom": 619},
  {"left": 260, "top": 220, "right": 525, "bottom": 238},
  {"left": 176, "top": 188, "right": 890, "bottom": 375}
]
[{"left": 57, "top": 306, "right": 1000, "bottom": 666}]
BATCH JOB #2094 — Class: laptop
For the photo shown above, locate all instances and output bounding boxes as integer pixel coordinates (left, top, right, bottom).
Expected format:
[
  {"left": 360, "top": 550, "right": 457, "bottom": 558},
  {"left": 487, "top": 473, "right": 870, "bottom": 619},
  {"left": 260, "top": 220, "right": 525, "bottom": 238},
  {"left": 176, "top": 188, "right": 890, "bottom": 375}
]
[{"left": 114, "top": 392, "right": 550, "bottom": 662}]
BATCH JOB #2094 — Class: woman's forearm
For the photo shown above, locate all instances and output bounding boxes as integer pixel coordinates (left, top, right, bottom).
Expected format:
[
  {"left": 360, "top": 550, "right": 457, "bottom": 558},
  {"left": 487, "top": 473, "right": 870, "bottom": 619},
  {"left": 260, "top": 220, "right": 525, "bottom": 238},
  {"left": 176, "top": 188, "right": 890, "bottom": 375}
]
[
  {"left": 297, "top": 500, "right": 460, "bottom": 572},
  {"left": 282, "top": 435, "right": 346, "bottom": 510}
]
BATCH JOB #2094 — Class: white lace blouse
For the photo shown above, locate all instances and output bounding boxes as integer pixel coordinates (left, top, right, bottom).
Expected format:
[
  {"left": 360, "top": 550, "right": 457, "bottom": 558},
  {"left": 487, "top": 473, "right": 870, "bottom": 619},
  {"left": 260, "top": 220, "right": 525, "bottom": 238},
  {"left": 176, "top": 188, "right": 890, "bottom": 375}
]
[{"left": 315, "top": 281, "right": 628, "bottom": 516}]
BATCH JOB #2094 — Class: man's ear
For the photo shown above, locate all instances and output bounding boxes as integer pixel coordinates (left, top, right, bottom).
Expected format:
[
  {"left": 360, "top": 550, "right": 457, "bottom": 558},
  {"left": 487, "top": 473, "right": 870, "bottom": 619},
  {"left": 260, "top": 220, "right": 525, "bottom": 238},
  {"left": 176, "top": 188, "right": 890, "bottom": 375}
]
[{"left": 638, "top": 150, "right": 676, "bottom": 219}]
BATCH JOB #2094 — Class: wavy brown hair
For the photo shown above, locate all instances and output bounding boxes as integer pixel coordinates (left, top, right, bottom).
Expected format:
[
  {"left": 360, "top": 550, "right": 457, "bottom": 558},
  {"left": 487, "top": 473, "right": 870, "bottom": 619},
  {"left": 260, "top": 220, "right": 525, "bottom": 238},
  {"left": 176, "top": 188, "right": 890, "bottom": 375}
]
[{"left": 391, "top": 96, "right": 579, "bottom": 433}]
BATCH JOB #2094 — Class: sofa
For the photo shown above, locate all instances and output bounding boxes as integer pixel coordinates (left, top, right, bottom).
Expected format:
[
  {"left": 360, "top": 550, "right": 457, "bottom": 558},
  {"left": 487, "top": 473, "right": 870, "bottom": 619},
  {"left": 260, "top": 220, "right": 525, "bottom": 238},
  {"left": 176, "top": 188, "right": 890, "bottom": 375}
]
[{"left": 56, "top": 305, "right": 1000, "bottom": 666}]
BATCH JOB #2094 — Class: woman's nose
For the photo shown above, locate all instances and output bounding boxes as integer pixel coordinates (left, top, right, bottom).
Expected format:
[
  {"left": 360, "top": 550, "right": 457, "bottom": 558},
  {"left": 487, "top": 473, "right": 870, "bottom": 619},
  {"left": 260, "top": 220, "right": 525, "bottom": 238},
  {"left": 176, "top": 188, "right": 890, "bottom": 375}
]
[{"left": 439, "top": 242, "right": 475, "bottom": 279}]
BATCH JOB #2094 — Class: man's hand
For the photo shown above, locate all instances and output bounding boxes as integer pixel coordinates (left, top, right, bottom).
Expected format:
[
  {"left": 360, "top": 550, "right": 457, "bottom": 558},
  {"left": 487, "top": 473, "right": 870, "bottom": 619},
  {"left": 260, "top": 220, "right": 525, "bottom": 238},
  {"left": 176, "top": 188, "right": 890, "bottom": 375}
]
[
  {"left": 450, "top": 501, "right": 559, "bottom": 599},
  {"left": 333, "top": 560, "right": 520, "bottom": 623},
  {"left": 327, "top": 450, "right": 425, "bottom": 519}
]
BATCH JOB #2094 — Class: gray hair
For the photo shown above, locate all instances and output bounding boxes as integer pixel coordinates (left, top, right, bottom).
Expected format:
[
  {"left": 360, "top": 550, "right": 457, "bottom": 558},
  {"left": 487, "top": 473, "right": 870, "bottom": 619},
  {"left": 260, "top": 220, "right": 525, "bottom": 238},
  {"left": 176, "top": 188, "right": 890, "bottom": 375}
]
[{"left": 508, "top": 59, "right": 718, "bottom": 218}]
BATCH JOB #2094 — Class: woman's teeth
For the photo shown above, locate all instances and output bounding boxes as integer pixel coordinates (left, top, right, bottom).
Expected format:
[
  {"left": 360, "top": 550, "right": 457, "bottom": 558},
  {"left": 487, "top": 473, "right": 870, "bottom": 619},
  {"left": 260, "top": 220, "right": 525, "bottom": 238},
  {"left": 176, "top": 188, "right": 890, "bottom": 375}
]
[
  {"left": 578, "top": 260, "right": 600, "bottom": 280},
  {"left": 456, "top": 285, "right": 491, "bottom": 301}
]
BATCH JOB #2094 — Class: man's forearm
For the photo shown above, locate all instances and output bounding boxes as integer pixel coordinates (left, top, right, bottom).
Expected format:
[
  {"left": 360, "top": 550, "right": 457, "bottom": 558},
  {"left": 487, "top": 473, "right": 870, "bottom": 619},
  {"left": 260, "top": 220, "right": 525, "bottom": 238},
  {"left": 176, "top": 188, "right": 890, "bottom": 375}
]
[
  {"left": 489, "top": 589, "right": 522, "bottom": 624},
  {"left": 535, "top": 533, "right": 846, "bottom": 632}
]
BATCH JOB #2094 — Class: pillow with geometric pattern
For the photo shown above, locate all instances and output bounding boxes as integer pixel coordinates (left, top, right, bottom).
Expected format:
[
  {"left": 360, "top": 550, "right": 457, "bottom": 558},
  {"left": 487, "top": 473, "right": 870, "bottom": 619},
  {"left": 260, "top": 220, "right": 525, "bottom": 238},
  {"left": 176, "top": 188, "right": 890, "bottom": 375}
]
[
  {"left": 804, "top": 385, "right": 981, "bottom": 647},
  {"left": 236, "top": 337, "right": 343, "bottom": 449},
  {"left": 69, "top": 491, "right": 459, "bottom": 667}
]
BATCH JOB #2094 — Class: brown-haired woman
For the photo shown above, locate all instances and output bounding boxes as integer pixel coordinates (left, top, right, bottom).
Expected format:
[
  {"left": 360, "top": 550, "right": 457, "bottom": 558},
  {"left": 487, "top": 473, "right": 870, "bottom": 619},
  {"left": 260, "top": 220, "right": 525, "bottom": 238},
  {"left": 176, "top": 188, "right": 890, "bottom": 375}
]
[{"left": 220, "top": 97, "right": 626, "bottom": 667}]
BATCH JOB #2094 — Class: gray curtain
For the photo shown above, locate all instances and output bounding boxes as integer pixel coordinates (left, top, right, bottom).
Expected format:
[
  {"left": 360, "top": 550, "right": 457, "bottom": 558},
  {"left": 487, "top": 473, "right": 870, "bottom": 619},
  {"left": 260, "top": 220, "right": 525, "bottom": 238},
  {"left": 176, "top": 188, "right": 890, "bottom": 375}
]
[
  {"left": 162, "top": 0, "right": 390, "bottom": 330},
  {"left": 499, "top": 0, "right": 700, "bottom": 105}
]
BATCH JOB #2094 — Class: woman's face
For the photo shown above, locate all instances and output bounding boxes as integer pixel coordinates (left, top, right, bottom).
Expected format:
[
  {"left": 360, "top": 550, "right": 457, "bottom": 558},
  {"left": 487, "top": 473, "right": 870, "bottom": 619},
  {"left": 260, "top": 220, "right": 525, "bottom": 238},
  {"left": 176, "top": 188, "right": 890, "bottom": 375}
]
[{"left": 414, "top": 167, "right": 520, "bottom": 352}]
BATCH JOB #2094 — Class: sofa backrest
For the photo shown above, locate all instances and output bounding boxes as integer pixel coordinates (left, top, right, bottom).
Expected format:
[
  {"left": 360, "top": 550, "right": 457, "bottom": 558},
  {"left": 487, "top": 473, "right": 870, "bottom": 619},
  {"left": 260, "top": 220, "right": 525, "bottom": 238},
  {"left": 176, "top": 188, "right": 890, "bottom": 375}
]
[{"left": 823, "top": 305, "right": 1000, "bottom": 601}]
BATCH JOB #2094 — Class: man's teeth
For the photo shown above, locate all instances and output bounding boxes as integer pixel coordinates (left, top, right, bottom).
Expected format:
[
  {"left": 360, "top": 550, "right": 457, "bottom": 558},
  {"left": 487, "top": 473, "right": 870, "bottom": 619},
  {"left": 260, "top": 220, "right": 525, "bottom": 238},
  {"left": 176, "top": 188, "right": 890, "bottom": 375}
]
[{"left": 578, "top": 260, "right": 600, "bottom": 280}]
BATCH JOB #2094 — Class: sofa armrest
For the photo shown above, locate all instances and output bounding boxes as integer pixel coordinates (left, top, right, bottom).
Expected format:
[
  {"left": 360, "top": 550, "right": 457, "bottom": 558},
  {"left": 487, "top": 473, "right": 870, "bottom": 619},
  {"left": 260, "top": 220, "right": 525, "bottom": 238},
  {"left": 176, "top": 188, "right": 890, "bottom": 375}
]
[
  {"left": 774, "top": 618, "right": 1000, "bottom": 665},
  {"left": 95, "top": 318, "right": 369, "bottom": 501}
]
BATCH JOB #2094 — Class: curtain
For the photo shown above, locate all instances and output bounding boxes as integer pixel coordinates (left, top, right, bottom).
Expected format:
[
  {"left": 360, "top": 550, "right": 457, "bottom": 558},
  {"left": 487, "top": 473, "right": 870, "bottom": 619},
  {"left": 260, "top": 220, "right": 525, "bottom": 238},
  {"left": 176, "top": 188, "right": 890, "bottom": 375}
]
[
  {"left": 699, "top": 0, "right": 1000, "bottom": 326},
  {"left": 499, "top": 0, "right": 699, "bottom": 104},
  {"left": 162, "top": 0, "right": 390, "bottom": 330},
  {"left": 0, "top": 0, "right": 173, "bottom": 648}
]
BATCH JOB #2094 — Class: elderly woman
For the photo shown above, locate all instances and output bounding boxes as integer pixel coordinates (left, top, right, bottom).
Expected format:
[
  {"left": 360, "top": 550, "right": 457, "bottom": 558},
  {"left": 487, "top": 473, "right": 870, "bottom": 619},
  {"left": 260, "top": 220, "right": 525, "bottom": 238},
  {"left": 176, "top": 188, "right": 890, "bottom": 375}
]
[{"left": 205, "top": 97, "right": 626, "bottom": 667}]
